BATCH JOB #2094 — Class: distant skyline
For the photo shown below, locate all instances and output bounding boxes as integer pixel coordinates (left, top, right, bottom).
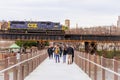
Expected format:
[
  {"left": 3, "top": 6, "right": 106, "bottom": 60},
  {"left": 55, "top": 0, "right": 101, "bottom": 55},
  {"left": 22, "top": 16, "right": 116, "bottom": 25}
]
[{"left": 0, "top": 0, "right": 120, "bottom": 28}]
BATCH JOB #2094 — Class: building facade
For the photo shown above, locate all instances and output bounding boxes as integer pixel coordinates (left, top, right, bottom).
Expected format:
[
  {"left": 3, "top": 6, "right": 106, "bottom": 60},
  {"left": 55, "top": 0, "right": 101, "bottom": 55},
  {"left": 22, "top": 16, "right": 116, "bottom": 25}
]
[
  {"left": 65, "top": 19, "right": 70, "bottom": 29},
  {"left": 117, "top": 16, "right": 120, "bottom": 27},
  {"left": 0, "top": 22, "right": 2, "bottom": 30}
]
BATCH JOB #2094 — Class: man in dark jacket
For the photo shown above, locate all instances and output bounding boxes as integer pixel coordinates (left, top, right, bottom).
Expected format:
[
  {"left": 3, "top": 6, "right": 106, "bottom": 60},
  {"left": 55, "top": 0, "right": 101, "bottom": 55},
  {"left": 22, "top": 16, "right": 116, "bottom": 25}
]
[
  {"left": 71, "top": 47, "right": 74, "bottom": 63},
  {"left": 67, "top": 46, "right": 74, "bottom": 64},
  {"left": 47, "top": 46, "right": 53, "bottom": 59},
  {"left": 59, "top": 46, "right": 63, "bottom": 57}
]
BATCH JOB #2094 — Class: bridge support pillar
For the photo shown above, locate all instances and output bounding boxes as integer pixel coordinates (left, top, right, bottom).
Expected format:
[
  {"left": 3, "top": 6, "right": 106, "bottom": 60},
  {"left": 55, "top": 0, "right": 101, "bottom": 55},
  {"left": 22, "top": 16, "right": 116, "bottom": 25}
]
[{"left": 84, "top": 42, "right": 97, "bottom": 54}]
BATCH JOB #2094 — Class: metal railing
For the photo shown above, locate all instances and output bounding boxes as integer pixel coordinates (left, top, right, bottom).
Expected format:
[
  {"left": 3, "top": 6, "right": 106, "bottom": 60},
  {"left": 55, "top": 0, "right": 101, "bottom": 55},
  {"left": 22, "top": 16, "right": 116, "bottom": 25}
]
[
  {"left": 0, "top": 50, "right": 47, "bottom": 80},
  {"left": 74, "top": 51, "right": 120, "bottom": 80}
]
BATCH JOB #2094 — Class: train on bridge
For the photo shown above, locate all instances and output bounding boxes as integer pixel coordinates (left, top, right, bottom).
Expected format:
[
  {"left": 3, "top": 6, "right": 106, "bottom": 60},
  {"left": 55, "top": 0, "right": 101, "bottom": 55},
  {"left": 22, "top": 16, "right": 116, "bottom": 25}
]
[
  {"left": 0, "top": 21, "right": 66, "bottom": 34},
  {"left": 8, "top": 21, "right": 62, "bottom": 30}
]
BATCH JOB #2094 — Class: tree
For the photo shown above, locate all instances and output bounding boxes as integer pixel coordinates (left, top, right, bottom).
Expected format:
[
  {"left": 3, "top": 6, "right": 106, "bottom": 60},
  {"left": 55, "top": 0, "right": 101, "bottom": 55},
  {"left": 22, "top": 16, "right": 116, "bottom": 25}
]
[
  {"left": 62, "top": 25, "right": 68, "bottom": 30},
  {"left": 15, "top": 40, "right": 37, "bottom": 48}
]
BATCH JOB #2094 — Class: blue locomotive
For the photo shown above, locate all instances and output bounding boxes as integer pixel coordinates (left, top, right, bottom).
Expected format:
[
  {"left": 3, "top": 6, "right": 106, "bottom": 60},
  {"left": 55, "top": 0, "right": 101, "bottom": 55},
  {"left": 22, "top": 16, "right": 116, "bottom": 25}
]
[
  {"left": 8, "top": 21, "right": 62, "bottom": 30},
  {"left": 6, "top": 21, "right": 65, "bottom": 34}
]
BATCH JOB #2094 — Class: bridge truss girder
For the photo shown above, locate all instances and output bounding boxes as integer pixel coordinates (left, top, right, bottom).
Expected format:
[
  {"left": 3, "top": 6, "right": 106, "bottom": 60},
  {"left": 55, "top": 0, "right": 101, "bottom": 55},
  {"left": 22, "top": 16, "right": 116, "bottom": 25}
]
[{"left": 1, "top": 33, "right": 120, "bottom": 42}]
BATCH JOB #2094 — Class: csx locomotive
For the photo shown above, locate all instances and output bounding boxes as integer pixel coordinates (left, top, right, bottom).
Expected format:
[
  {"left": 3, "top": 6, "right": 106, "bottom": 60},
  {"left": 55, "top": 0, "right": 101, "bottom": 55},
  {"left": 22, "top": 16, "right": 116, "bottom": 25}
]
[
  {"left": 6, "top": 21, "right": 65, "bottom": 34},
  {"left": 8, "top": 21, "right": 62, "bottom": 30}
]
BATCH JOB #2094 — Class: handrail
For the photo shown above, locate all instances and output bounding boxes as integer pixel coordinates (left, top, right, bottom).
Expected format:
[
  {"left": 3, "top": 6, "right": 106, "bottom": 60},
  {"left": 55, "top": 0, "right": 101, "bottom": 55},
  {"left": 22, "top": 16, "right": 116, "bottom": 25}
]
[
  {"left": 0, "top": 52, "right": 46, "bottom": 73},
  {"left": 78, "top": 54, "right": 120, "bottom": 77}
]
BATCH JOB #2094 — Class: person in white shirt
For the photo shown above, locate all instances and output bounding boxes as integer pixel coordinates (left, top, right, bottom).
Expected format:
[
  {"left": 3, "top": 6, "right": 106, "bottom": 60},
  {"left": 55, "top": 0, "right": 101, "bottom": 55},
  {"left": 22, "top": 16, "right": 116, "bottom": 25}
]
[{"left": 16, "top": 51, "right": 20, "bottom": 62}]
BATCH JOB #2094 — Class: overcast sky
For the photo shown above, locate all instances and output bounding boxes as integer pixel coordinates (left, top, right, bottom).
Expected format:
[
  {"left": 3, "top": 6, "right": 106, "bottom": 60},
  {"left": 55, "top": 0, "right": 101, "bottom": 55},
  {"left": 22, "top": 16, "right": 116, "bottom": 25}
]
[{"left": 0, "top": 0, "right": 120, "bottom": 28}]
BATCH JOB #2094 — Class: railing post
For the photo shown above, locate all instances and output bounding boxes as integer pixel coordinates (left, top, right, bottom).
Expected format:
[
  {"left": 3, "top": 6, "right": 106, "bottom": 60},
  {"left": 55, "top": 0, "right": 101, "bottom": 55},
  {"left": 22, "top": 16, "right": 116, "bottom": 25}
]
[
  {"left": 94, "top": 54, "right": 97, "bottom": 80},
  {"left": 38, "top": 56, "right": 40, "bottom": 64},
  {"left": 37, "top": 57, "right": 39, "bottom": 66},
  {"left": 81, "top": 52, "right": 84, "bottom": 70},
  {"left": 76, "top": 52, "right": 79, "bottom": 66},
  {"left": 19, "top": 55, "right": 24, "bottom": 80},
  {"left": 34, "top": 59, "right": 36, "bottom": 69},
  {"left": 85, "top": 52, "right": 87, "bottom": 73},
  {"left": 35, "top": 59, "right": 37, "bottom": 68},
  {"left": 83, "top": 53, "right": 85, "bottom": 71},
  {"left": 88, "top": 53, "right": 91, "bottom": 77},
  {"left": 74, "top": 52, "right": 77, "bottom": 64},
  {"left": 29, "top": 61, "right": 32, "bottom": 73},
  {"left": 33, "top": 59, "right": 35, "bottom": 69},
  {"left": 31, "top": 59, "right": 34, "bottom": 72},
  {"left": 19, "top": 66, "right": 24, "bottom": 80},
  {"left": 4, "top": 58, "right": 9, "bottom": 80},
  {"left": 113, "top": 59, "right": 118, "bottom": 80},
  {"left": 32, "top": 59, "right": 34, "bottom": 70},
  {"left": 36, "top": 58, "right": 38, "bottom": 67},
  {"left": 39, "top": 56, "right": 41, "bottom": 64},
  {"left": 78, "top": 52, "right": 80, "bottom": 67},
  {"left": 77, "top": 52, "right": 78, "bottom": 66},
  {"left": 101, "top": 56, "right": 105, "bottom": 80},
  {"left": 13, "top": 57, "right": 18, "bottom": 80},
  {"left": 36, "top": 58, "right": 37, "bottom": 68},
  {"left": 30, "top": 54, "right": 32, "bottom": 73},
  {"left": 86, "top": 53, "right": 89, "bottom": 75},
  {"left": 28, "top": 61, "right": 30, "bottom": 75},
  {"left": 26, "top": 54, "right": 29, "bottom": 77}
]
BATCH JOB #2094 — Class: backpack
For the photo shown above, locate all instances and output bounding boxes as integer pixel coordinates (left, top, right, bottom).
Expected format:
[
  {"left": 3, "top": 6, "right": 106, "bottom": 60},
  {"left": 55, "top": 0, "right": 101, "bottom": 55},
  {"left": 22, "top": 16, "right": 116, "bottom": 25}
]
[{"left": 54, "top": 47, "right": 60, "bottom": 54}]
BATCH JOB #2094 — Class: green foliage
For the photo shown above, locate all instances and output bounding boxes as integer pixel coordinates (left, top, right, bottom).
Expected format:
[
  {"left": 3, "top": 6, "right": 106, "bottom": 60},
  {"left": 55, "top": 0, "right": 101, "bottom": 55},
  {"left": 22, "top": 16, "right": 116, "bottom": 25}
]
[
  {"left": 44, "top": 41, "right": 49, "bottom": 46},
  {"left": 62, "top": 25, "right": 68, "bottom": 30},
  {"left": 15, "top": 40, "right": 23, "bottom": 47},
  {"left": 97, "top": 50, "right": 120, "bottom": 59},
  {"left": 97, "top": 50, "right": 103, "bottom": 56},
  {"left": 15, "top": 40, "right": 37, "bottom": 48},
  {"left": 104, "top": 51, "right": 114, "bottom": 59}
]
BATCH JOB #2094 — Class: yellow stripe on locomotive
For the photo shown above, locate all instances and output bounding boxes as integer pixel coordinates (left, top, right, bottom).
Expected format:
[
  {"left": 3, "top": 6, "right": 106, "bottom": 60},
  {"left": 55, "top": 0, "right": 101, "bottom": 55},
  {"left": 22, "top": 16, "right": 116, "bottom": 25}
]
[{"left": 8, "top": 21, "right": 10, "bottom": 29}]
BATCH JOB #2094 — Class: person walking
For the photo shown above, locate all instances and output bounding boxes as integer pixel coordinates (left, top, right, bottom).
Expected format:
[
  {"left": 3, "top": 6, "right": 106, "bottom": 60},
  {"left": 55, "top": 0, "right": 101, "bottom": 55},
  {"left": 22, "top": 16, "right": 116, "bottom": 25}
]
[
  {"left": 54, "top": 45, "right": 60, "bottom": 63},
  {"left": 47, "top": 46, "right": 52, "bottom": 59},
  {"left": 16, "top": 51, "right": 21, "bottom": 62},
  {"left": 71, "top": 46, "right": 74, "bottom": 63},
  {"left": 59, "top": 46, "right": 63, "bottom": 57},
  {"left": 63, "top": 46, "right": 67, "bottom": 63},
  {"left": 67, "top": 45, "right": 74, "bottom": 64},
  {"left": 50, "top": 46, "right": 54, "bottom": 58}
]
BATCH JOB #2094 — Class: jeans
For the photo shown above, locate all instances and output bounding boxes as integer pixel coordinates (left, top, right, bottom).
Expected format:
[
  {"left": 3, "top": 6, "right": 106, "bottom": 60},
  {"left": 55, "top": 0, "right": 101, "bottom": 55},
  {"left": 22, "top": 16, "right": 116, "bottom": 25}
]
[
  {"left": 55, "top": 54, "right": 60, "bottom": 63},
  {"left": 63, "top": 55, "right": 66, "bottom": 63},
  {"left": 67, "top": 54, "right": 72, "bottom": 64}
]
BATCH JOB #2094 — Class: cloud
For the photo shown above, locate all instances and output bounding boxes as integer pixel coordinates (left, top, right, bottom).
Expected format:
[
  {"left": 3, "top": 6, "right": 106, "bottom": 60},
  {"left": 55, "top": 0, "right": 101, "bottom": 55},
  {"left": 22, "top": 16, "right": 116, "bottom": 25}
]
[{"left": 0, "top": 0, "right": 120, "bottom": 27}]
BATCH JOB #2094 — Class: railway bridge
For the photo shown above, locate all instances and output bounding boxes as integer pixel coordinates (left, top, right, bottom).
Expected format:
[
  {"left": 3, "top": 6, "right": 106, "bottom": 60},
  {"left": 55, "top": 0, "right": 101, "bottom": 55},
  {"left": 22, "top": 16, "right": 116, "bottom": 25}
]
[
  {"left": 0, "top": 30, "right": 120, "bottom": 80},
  {"left": 0, "top": 30, "right": 120, "bottom": 53}
]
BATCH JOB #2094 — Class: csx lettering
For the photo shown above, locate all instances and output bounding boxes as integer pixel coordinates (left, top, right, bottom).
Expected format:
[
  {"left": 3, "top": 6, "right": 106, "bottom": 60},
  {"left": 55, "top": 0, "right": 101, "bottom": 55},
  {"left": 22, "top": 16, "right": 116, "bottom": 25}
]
[{"left": 28, "top": 23, "right": 37, "bottom": 28}]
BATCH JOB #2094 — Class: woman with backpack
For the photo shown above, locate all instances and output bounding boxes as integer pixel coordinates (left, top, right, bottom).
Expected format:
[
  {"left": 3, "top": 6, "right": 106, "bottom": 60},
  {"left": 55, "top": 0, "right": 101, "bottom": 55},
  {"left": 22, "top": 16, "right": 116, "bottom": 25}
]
[{"left": 54, "top": 45, "right": 60, "bottom": 63}]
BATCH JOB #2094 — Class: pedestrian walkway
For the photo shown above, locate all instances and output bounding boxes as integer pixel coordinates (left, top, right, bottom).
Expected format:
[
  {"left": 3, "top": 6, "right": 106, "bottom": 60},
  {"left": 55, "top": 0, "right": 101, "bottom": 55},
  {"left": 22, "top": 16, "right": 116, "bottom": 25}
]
[{"left": 25, "top": 57, "right": 91, "bottom": 80}]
